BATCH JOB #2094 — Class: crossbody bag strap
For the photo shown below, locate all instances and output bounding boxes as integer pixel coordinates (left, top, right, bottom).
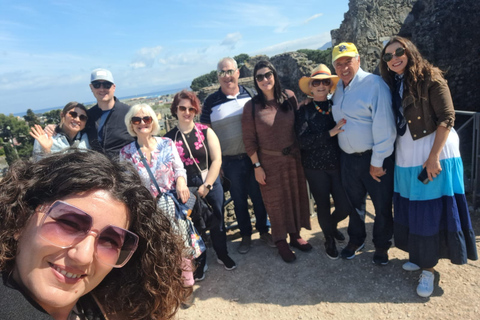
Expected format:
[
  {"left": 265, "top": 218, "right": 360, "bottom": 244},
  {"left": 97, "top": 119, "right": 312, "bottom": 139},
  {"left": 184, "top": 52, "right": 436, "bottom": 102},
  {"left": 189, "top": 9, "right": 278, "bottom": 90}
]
[
  {"left": 175, "top": 125, "right": 209, "bottom": 175},
  {"left": 135, "top": 140, "right": 163, "bottom": 196}
]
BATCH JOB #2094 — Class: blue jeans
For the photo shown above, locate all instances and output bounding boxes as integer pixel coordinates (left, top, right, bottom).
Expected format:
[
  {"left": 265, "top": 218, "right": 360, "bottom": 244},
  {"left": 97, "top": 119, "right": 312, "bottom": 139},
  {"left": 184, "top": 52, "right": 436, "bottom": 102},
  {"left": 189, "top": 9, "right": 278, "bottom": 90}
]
[
  {"left": 189, "top": 174, "right": 228, "bottom": 257},
  {"left": 222, "top": 154, "right": 269, "bottom": 236},
  {"left": 340, "top": 150, "right": 394, "bottom": 249}
]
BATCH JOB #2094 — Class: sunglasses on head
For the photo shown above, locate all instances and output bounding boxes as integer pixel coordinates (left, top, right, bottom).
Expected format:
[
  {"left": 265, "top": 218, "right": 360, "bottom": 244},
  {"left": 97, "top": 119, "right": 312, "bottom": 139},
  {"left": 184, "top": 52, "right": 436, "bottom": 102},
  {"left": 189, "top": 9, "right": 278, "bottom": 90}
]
[
  {"left": 178, "top": 106, "right": 196, "bottom": 113},
  {"left": 255, "top": 71, "right": 274, "bottom": 82},
  {"left": 131, "top": 116, "right": 153, "bottom": 125},
  {"left": 38, "top": 201, "right": 139, "bottom": 268},
  {"left": 382, "top": 47, "right": 406, "bottom": 62},
  {"left": 91, "top": 81, "right": 113, "bottom": 89},
  {"left": 217, "top": 69, "right": 236, "bottom": 77},
  {"left": 311, "top": 79, "right": 332, "bottom": 87},
  {"left": 68, "top": 111, "right": 88, "bottom": 122}
]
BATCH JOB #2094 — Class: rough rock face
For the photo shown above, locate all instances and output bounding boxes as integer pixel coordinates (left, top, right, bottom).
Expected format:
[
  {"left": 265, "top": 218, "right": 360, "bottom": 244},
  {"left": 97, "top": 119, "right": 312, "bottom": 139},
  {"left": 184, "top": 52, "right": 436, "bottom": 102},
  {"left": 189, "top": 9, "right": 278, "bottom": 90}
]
[
  {"left": 331, "top": 0, "right": 418, "bottom": 72},
  {"left": 331, "top": 0, "right": 480, "bottom": 111}
]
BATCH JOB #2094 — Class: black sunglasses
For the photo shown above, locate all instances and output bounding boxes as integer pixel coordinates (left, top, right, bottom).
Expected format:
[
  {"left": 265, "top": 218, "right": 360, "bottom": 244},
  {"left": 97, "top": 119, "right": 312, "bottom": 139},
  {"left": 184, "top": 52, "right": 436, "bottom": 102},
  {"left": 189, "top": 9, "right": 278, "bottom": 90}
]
[
  {"left": 178, "top": 106, "right": 196, "bottom": 113},
  {"left": 68, "top": 111, "right": 88, "bottom": 122},
  {"left": 91, "top": 81, "right": 113, "bottom": 89},
  {"left": 255, "top": 71, "right": 274, "bottom": 82},
  {"left": 311, "top": 79, "right": 332, "bottom": 87},
  {"left": 382, "top": 47, "right": 406, "bottom": 63},
  {"left": 131, "top": 116, "right": 153, "bottom": 125}
]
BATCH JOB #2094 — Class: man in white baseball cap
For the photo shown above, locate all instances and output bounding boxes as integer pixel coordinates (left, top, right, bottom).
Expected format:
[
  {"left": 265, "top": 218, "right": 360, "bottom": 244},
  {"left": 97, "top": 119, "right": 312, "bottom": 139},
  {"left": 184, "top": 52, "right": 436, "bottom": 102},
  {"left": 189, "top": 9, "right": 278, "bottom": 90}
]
[{"left": 85, "top": 68, "right": 134, "bottom": 158}]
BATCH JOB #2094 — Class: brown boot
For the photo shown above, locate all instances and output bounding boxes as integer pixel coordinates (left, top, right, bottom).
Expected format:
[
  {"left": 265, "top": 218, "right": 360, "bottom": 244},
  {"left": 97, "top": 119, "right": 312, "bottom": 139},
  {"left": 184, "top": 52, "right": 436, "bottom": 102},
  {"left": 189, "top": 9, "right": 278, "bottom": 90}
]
[{"left": 276, "top": 240, "right": 296, "bottom": 263}]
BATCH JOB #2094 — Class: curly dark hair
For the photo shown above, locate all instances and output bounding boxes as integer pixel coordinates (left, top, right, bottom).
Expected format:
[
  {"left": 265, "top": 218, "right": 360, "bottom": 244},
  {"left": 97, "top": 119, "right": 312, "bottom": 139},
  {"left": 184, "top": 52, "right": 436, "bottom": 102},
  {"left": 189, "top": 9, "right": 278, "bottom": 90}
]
[
  {"left": 252, "top": 60, "right": 292, "bottom": 112},
  {"left": 379, "top": 36, "right": 444, "bottom": 100},
  {"left": 170, "top": 90, "right": 201, "bottom": 119},
  {"left": 0, "top": 150, "right": 190, "bottom": 319}
]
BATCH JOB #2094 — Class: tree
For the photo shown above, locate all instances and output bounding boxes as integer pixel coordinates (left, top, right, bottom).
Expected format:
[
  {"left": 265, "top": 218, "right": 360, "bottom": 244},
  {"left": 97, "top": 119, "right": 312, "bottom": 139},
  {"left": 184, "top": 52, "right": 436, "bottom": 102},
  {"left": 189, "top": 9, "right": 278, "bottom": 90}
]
[
  {"left": 23, "top": 109, "right": 41, "bottom": 126},
  {"left": 234, "top": 53, "right": 250, "bottom": 66},
  {"left": 0, "top": 113, "right": 33, "bottom": 162},
  {"left": 297, "top": 48, "right": 334, "bottom": 71},
  {"left": 191, "top": 70, "right": 218, "bottom": 91},
  {"left": 43, "top": 109, "right": 62, "bottom": 124}
]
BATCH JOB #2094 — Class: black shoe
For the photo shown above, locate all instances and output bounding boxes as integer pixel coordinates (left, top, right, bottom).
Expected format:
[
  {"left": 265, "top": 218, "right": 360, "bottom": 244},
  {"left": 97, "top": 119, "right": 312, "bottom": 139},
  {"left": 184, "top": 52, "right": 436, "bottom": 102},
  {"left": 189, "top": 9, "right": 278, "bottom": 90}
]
[
  {"left": 372, "top": 248, "right": 389, "bottom": 266},
  {"left": 340, "top": 242, "right": 365, "bottom": 259},
  {"left": 194, "top": 263, "right": 208, "bottom": 281},
  {"left": 324, "top": 236, "right": 339, "bottom": 260},
  {"left": 333, "top": 229, "right": 345, "bottom": 242},
  {"left": 237, "top": 236, "right": 252, "bottom": 254},
  {"left": 217, "top": 254, "right": 237, "bottom": 270}
]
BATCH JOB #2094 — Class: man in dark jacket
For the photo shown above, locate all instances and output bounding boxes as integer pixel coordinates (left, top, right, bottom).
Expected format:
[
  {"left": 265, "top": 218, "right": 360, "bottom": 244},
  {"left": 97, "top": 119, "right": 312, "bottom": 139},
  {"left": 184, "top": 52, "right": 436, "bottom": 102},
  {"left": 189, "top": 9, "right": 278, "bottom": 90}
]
[{"left": 85, "top": 68, "right": 134, "bottom": 159}]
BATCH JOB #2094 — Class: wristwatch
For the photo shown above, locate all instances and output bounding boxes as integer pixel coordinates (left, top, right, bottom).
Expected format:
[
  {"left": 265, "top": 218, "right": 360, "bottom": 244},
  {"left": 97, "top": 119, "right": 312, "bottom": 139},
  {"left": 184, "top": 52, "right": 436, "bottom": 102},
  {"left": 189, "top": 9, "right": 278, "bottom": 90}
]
[
  {"left": 253, "top": 162, "right": 261, "bottom": 168},
  {"left": 204, "top": 184, "right": 213, "bottom": 191}
]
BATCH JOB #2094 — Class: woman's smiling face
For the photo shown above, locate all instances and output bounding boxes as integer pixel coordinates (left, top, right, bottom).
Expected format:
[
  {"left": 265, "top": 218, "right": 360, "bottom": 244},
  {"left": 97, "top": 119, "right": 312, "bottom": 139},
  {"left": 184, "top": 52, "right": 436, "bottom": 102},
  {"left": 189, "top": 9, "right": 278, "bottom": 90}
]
[
  {"left": 385, "top": 41, "right": 408, "bottom": 75},
  {"left": 12, "top": 190, "right": 129, "bottom": 317}
]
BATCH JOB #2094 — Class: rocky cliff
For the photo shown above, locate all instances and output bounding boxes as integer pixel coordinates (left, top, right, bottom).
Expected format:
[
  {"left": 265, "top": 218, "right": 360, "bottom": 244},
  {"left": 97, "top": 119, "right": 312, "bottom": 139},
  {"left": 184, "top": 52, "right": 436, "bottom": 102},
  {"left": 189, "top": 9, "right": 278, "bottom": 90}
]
[{"left": 331, "top": 0, "right": 480, "bottom": 111}]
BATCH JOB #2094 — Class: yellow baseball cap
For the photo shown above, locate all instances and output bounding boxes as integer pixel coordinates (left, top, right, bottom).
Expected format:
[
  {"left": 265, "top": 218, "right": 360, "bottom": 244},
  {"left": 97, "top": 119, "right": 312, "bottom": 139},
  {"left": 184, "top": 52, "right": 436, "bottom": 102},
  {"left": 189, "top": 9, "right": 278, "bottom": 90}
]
[{"left": 332, "top": 42, "right": 359, "bottom": 63}]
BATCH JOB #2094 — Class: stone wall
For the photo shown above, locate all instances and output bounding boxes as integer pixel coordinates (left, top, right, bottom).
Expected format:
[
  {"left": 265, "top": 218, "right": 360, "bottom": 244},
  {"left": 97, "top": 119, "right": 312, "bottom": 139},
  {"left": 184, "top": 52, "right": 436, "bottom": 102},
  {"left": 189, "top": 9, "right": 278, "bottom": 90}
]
[{"left": 331, "top": 0, "right": 480, "bottom": 111}]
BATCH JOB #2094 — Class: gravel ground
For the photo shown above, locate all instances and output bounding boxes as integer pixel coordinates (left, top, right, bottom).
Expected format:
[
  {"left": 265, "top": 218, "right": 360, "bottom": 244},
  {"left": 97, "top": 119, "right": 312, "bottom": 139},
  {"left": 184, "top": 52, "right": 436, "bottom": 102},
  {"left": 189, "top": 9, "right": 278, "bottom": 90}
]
[{"left": 177, "top": 199, "right": 480, "bottom": 320}]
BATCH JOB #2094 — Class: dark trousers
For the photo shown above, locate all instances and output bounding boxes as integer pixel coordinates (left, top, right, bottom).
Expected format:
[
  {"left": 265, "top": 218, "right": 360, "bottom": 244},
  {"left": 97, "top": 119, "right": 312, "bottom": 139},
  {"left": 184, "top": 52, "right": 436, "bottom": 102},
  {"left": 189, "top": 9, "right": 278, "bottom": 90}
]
[
  {"left": 189, "top": 175, "right": 228, "bottom": 257},
  {"left": 304, "top": 168, "right": 351, "bottom": 238},
  {"left": 340, "top": 151, "right": 394, "bottom": 249},
  {"left": 222, "top": 154, "right": 269, "bottom": 236}
]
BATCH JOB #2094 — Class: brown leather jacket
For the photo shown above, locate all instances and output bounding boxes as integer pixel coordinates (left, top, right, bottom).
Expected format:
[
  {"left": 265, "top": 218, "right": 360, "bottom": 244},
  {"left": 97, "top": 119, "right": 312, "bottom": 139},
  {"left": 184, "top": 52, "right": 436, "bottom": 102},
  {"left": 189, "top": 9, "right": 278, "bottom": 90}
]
[{"left": 402, "top": 75, "right": 455, "bottom": 140}]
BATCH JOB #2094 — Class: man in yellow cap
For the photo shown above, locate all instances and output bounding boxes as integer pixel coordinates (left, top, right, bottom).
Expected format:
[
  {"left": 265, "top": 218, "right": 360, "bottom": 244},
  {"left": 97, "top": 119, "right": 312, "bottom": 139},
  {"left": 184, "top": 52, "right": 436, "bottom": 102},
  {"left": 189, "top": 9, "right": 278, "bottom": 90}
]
[{"left": 331, "top": 42, "right": 396, "bottom": 265}]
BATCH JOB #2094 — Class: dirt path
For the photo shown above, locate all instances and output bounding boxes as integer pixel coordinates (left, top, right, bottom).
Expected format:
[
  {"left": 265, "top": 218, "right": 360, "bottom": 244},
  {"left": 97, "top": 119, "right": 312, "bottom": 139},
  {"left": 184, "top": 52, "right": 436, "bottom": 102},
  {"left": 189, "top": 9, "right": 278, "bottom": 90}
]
[{"left": 177, "top": 200, "right": 480, "bottom": 320}]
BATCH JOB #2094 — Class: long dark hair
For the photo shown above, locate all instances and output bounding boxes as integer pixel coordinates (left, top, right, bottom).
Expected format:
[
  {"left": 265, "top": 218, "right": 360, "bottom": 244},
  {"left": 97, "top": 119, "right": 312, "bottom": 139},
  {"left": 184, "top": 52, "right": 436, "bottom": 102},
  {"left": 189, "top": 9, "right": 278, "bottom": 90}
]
[
  {"left": 252, "top": 60, "right": 291, "bottom": 112},
  {"left": 0, "top": 150, "right": 189, "bottom": 319},
  {"left": 379, "top": 36, "right": 444, "bottom": 100}
]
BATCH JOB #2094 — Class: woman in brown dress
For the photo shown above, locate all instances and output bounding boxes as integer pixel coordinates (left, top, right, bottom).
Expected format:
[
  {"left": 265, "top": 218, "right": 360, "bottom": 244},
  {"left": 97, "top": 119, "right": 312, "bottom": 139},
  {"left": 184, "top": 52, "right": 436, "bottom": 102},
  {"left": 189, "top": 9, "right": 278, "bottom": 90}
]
[{"left": 242, "top": 60, "right": 311, "bottom": 263}]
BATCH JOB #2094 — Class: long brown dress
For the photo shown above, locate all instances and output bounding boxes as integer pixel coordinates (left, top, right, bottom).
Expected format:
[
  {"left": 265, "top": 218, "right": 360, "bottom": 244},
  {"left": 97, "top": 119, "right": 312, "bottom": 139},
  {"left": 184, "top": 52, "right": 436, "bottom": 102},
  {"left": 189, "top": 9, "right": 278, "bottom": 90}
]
[{"left": 242, "top": 90, "right": 311, "bottom": 242}]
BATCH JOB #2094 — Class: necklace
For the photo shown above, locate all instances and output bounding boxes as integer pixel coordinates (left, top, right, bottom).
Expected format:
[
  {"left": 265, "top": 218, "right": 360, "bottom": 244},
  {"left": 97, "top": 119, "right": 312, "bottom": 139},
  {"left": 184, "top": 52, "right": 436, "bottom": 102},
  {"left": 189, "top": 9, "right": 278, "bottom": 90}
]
[{"left": 313, "top": 100, "right": 331, "bottom": 115}]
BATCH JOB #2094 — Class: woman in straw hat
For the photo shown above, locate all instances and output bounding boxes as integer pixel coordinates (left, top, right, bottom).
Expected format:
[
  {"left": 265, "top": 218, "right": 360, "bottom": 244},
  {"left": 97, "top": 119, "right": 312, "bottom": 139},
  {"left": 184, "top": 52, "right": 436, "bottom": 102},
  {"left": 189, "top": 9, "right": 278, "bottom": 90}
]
[
  {"left": 242, "top": 60, "right": 312, "bottom": 263},
  {"left": 295, "top": 64, "right": 352, "bottom": 260}
]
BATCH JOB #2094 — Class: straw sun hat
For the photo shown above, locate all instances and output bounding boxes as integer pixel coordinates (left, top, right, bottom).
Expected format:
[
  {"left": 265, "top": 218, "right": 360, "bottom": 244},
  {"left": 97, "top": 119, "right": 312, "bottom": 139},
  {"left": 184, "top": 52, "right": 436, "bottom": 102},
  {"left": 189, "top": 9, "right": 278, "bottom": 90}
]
[{"left": 298, "top": 64, "right": 339, "bottom": 96}]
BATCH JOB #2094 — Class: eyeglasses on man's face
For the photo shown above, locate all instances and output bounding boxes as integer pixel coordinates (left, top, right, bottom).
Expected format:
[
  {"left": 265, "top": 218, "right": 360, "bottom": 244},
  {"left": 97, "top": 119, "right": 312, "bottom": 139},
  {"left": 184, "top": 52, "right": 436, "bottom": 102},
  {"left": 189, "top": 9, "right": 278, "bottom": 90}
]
[
  {"left": 91, "top": 81, "right": 113, "bottom": 89},
  {"left": 217, "top": 69, "right": 237, "bottom": 77}
]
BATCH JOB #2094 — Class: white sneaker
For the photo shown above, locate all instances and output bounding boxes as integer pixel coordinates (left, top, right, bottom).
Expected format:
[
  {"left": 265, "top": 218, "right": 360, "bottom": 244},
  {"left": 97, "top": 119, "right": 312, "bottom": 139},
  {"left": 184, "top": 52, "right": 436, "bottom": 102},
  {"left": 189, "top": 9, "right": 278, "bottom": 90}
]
[
  {"left": 417, "top": 270, "right": 434, "bottom": 297},
  {"left": 402, "top": 261, "right": 420, "bottom": 271}
]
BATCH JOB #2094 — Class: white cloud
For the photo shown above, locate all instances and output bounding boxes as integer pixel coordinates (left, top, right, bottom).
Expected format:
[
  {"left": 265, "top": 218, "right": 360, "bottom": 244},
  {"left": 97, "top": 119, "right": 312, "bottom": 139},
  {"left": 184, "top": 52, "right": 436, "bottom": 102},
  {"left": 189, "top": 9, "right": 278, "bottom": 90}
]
[
  {"left": 130, "top": 46, "right": 163, "bottom": 69},
  {"left": 254, "top": 32, "right": 331, "bottom": 56},
  {"left": 304, "top": 13, "right": 323, "bottom": 24},
  {"left": 220, "top": 32, "right": 242, "bottom": 50}
]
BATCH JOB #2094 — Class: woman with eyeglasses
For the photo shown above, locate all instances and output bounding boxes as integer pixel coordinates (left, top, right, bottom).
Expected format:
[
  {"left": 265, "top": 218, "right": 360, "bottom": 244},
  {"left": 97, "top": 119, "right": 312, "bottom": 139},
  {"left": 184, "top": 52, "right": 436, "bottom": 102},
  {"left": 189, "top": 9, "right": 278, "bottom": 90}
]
[
  {"left": 295, "top": 64, "right": 351, "bottom": 260},
  {"left": 29, "top": 101, "right": 90, "bottom": 161},
  {"left": 242, "top": 60, "right": 311, "bottom": 263},
  {"left": 0, "top": 150, "right": 189, "bottom": 320},
  {"left": 165, "top": 90, "right": 236, "bottom": 280},
  {"left": 379, "top": 36, "right": 477, "bottom": 297},
  {"left": 119, "top": 104, "right": 196, "bottom": 304}
]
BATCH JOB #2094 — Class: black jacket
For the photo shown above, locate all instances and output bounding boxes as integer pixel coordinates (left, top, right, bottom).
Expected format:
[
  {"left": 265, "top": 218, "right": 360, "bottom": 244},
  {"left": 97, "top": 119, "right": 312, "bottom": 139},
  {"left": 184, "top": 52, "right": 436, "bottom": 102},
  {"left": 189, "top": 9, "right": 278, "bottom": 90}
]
[{"left": 85, "top": 97, "right": 134, "bottom": 159}]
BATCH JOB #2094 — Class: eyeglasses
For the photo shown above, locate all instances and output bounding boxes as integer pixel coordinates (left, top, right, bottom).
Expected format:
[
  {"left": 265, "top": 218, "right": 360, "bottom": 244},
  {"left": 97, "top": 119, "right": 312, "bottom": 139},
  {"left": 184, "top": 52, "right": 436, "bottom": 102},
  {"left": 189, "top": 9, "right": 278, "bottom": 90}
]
[
  {"left": 38, "top": 201, "right": 139, "bottom": 268},
  {"left": 311, "top": 79, "right": 332, "bottom": 87},
  {"left": 91, "top": 81, "right": 113, "bottom": 89},
  {"left": 131, "top": 116, "right": 153, "bottom": 125},
  {"left": 217, "top": 69, "right": 236, "bottom": 77},
  {"left": 68, "top": 111, "right": 88, "bottom": 122},
  {"left": 255, "top": 71, "right": 274, "bottom": 82},
  {"left": 382, "top": 47, "right": 406, "bottom": 62},
  {"left": 178, "top": 106, "right": 196, "bottom": 113}
]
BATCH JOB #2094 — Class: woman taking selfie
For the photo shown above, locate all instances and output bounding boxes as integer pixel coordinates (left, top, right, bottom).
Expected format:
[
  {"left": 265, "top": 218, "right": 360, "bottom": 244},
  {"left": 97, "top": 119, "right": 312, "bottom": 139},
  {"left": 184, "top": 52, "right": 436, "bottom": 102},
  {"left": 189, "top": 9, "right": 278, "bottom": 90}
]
[
  {"left": 0, "top": 150, "right": 189, "bottom": 319},
  {"left": 379, "top": 36, "right": 477, "bottom": 297}
]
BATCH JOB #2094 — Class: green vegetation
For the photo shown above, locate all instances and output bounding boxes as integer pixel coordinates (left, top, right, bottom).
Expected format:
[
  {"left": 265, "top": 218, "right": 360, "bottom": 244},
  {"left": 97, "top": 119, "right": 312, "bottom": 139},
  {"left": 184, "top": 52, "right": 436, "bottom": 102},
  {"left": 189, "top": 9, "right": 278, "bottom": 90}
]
[
  {"left": 233, "top": 53, "right": 249, "bottom": 67},
  {"left": 43, "top": 109, "right": 62, "bottom": 124},
  {"left": 297, "top": 48, "right": 334, "bottom": 71},
  {"left": 0, "top": 113, "right": 33, "bottom": 165},
  {"left": 191, "top": 70, "right": 218, "bottom": 91}
]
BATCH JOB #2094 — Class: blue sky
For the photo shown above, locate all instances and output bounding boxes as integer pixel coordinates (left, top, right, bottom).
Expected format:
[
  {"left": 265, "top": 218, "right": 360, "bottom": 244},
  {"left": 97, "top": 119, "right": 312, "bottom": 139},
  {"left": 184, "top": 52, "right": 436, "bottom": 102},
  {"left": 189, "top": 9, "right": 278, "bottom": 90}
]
[{"left": 0, "top": 0, "right": 349, "bottom": 115}]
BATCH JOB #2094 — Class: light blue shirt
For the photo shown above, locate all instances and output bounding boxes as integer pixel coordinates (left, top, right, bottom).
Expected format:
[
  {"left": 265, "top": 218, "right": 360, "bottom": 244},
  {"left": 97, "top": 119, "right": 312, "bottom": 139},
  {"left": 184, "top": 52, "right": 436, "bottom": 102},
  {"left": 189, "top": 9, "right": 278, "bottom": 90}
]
[
  {"left": 32, "top": 131, "right": 90, "bottom": 161},
  {"left": 332, "top": 67, "right": 396, "bottom": 167}
]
